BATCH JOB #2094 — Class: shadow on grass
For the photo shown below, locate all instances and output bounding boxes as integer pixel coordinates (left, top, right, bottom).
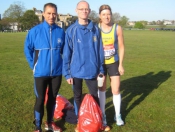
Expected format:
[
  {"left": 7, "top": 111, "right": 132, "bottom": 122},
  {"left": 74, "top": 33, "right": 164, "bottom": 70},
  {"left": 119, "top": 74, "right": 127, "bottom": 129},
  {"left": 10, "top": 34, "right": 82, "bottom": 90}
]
[{"left": 105, "top": 71, "right": 171, "bottom": 125}]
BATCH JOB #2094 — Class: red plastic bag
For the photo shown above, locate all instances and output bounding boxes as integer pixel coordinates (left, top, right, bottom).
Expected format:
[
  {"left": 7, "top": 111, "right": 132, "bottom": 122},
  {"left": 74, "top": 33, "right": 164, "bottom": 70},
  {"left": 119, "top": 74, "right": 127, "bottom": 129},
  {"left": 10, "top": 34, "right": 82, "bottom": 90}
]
[
  {"left": 44, "top": 88, "right": 49, "bottom": 105},
  {"left": 78, "top": 94, "right": 103, "bottom": 132},
  {"left": 54, "top": 94, "right": 74, "bottom": 119},
  {"left": 44, "top": 87, "right": 73, "bottom": 119}
]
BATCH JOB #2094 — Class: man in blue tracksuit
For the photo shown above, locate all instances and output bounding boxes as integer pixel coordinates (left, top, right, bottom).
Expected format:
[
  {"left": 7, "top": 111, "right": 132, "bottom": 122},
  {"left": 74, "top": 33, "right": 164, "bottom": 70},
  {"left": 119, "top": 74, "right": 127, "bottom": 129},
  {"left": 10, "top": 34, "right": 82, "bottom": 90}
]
[
  {"left": 24, "top": 3, "right": 64, "bottom": 132},
  {"left": 62, "top": 1, "right": 104, "bottom": 121}
]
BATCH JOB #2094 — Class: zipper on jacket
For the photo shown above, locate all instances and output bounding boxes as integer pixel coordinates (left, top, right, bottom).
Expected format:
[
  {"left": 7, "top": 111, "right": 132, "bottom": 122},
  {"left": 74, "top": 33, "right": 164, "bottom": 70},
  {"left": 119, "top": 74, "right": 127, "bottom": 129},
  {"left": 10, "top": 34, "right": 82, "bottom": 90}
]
[{"left": 50, "top": 27, "right": 52, "bottom": 76}]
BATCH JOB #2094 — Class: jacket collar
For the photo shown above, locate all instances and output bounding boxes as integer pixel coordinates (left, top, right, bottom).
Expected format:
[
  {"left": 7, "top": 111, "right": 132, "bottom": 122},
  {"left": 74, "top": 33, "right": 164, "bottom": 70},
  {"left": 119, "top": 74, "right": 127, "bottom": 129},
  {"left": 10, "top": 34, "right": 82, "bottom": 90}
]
[
  {"left": 43, "top": 20, "right": 57, "bottom": 30},
  {"left": 76, "top": 19, "right": 93, "bottom": 30}
]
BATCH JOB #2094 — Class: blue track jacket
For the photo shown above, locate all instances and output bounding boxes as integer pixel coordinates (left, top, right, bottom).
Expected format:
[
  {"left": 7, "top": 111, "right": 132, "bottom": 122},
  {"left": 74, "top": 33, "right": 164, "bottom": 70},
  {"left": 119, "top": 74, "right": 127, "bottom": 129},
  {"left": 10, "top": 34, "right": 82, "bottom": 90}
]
[
  {"left": 63, "top": 20, "right": 104, "bottom": 79},
  {"left": 24, "top": 21, "right": 65, "bottom": 77}
]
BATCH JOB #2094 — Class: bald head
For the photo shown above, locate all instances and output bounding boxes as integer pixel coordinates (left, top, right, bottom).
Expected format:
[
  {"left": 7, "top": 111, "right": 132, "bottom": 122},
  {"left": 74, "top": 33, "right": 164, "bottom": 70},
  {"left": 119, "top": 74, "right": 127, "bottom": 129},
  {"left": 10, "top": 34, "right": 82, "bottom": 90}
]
[{"left": 76, "top": 0, "right": 90, "bottom": 9}]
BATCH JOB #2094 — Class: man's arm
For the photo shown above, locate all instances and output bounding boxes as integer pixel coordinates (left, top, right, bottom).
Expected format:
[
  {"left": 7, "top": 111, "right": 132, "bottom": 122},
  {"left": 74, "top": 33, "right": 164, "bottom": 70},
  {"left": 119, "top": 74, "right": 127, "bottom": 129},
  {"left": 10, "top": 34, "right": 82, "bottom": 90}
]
[
  {"left": 62, "top": 31, "right": 73, "bottom": 81},
  {"left": 24, "top": 31, "right": 34, "bottom": 69}
]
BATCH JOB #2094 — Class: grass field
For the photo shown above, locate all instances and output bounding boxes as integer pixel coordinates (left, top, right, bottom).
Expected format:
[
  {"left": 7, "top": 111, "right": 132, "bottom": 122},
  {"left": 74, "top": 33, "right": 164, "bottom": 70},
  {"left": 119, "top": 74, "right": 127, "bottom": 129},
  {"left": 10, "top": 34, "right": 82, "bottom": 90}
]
[
  {"left": 0, "top": 30, "right": 175, "bottom": 132},
  {"left": 125, "top": 25, "right": 175, "bottom": 29}
]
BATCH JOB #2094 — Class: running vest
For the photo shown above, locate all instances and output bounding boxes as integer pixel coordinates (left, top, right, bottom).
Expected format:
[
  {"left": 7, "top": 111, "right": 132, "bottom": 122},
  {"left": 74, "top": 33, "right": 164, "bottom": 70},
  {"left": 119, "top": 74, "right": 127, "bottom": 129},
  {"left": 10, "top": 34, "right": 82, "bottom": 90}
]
[{"left": 99, "top": 24, "right": 119, "bottom": 64}]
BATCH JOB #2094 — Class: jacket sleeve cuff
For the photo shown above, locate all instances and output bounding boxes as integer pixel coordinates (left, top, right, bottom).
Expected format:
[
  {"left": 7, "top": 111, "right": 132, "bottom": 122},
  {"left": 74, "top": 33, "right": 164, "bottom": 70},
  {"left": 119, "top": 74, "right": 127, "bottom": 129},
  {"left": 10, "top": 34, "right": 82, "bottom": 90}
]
[{"left": 65, "top": 75, "right": 71, "bottom": 80}]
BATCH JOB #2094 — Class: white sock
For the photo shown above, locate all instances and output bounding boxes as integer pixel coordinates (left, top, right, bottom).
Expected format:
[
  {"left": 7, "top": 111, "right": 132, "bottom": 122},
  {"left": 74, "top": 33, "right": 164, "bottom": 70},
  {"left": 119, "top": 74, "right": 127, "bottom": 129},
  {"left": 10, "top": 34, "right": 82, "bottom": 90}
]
[
  {"left": 113, "top": 94, "right": 121, "bottom": 116},
  {"left": 98, "top": 90, "right": 106, "bottom": 115}
]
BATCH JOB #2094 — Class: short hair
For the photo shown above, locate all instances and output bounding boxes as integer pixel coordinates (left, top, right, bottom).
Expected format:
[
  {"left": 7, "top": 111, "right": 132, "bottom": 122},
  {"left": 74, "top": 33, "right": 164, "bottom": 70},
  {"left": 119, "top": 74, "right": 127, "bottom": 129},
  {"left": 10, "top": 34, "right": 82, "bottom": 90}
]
[
  {"left": 43, "top": 3, "right": 57, "bottom": 12},
  {"left": 76, "top": 0, "right": 90, "bottom": 9}
]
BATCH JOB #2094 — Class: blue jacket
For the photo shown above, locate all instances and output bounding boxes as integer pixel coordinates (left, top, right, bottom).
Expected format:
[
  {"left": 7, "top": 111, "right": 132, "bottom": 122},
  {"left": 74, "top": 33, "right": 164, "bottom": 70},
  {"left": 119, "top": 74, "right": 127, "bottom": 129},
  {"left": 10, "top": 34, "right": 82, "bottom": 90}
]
[
  {"left": 24, "top": 21, "right": 65, "bottom": 77},
  {"left": 63, "top": 20, "right": 104, "bottom": 79}
]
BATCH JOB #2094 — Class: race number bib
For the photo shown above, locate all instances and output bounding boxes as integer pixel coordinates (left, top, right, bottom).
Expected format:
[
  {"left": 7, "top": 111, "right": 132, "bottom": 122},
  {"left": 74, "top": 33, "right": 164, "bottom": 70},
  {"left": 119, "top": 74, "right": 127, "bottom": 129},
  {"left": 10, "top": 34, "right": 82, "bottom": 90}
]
[{"left": 104, "top": 44, "right": 115, "bottom": 60}]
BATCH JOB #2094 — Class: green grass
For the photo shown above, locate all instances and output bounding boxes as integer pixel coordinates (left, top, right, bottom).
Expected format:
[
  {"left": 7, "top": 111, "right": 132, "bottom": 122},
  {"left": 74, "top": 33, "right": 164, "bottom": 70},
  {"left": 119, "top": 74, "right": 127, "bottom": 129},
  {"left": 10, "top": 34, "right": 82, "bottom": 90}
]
[
  {"left": 125, "top": 25, "right": 175, "bottom": 29},
  {"left": 145, "top": 25, "right": 175, "bottom": 29},
  {"left": 0, "top": 30, "right": 175, "bottom": 132}
]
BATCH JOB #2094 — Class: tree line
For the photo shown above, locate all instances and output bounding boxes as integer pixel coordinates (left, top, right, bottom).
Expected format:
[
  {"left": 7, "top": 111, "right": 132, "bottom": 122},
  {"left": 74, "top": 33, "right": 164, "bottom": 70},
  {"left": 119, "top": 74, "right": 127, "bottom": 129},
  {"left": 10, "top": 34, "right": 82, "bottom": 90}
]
[
  {"left": 0, "top": 1, "right": 39, "bottom": 31},
  {"left": 2, "top": 1, "right": 166, "bottom": 31},
  {"left": 0, "top": 1, "right": 131, "bottom": 31}
]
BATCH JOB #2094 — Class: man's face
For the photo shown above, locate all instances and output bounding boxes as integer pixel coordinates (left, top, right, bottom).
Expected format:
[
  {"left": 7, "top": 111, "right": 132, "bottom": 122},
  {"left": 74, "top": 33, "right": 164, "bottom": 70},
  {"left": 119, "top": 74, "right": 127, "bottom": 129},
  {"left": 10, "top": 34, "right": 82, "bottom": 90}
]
[
  {"left": 76, "top": 2, "right": 90, "bottom": 20},
  {"left": 43, "top": 6, "right": 57, "bottom": 25}
]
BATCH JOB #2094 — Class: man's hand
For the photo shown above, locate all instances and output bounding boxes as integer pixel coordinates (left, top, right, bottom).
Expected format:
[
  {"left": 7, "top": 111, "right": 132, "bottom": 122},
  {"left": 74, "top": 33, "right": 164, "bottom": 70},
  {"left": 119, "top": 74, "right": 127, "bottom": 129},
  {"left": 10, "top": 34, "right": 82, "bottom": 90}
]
[{"left": 67, "top": 78, "right": 73, "bottom": 84}]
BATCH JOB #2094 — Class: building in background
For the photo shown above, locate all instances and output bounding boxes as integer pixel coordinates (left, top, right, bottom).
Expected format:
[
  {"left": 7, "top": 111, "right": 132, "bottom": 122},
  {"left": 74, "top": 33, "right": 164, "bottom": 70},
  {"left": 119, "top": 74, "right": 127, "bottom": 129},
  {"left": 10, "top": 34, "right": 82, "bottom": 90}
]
[
  {"left": 33, "top": 8, "right": 43, "bottom": 22},
  {"left": 9, "top": 22, "right": 18, "bottom": 31},
  {"left": 163, "top": 20, "right": 173, "bottom": 25},
  {"left": 58, "top": 14, "right": 72, "bottom": 29},
  {"left": 33, "top": 7, "right": 73, "bottom": 30}
]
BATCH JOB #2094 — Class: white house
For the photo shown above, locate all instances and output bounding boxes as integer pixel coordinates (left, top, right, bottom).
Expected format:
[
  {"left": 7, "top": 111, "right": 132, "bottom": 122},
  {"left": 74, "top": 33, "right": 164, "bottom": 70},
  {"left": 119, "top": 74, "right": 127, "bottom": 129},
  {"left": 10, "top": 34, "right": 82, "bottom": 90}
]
[
  {"left": 9, "top": 22, "right": 18, "bottom": 31},
  {"left": 164, "top": 20, "right": 173, "bottom": 25},
  {"left": 127, "top": 21, "right": 135, "bottom": 26}
]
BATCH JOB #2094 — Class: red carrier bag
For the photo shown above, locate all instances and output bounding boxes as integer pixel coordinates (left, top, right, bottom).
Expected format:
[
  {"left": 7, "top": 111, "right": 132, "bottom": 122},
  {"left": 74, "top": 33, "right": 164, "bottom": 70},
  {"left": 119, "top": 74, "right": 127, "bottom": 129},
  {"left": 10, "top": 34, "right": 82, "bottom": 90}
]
[
  {"left": 78, "top": 94, "right": 103, "bottom": 132},
  {"left": 44, "top": 87, "right": 49, "bottom": 105},
  {"left": 54, "top": 94, "right": 73, "bottom": 119},
  {"left": 44, "top": 87, "right": 73, "bottom": 119}
]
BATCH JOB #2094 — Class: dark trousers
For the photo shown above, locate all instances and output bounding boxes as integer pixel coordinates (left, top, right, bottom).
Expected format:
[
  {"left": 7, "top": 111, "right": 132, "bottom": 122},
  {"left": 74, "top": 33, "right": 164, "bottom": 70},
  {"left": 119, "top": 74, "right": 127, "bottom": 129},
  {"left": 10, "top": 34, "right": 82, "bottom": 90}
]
[
  {"left": 34, "top": 76, "right": 62, "bottom": 127},
  {"left": 73, "top": 77, "right": 100, "bottom": 116}
]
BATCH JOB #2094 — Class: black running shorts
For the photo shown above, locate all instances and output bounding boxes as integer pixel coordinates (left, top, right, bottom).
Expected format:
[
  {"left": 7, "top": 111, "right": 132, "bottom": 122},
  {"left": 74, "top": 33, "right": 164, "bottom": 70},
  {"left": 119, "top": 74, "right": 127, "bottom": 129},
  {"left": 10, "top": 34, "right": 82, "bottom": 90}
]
[{"left": 103, "top": 61, "right": 120, "bottom": 76}]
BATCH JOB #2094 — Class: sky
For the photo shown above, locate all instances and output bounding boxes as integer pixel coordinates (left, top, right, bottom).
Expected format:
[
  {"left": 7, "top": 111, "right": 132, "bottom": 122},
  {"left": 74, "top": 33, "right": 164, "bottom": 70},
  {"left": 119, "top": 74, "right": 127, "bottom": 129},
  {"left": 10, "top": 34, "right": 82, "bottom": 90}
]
[{"left": 0, "top": 0, "right": 175, "bottom": 21}]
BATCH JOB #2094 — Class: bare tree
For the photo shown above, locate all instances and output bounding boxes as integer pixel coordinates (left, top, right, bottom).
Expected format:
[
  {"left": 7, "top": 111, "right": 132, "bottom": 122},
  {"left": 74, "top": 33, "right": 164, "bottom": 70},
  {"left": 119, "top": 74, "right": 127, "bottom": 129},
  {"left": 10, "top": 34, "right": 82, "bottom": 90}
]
[
  {"left": 0, "top": 17, "right": 12, "bottom": 30},
  {"left": 112, "top": 12, "right": 121, "bottom": 23},
  {"left": 118, "top": 16, "right": 129, "bottom": 27},
  {"left": 88, "top": 10, "right": 99, "bottom": 23},
  {"left": 151, "top": 21, "right": 156, "bottom": 25},
  {"left": 159, "top": 20, "right": 166, "bottom": 28},
  {"left": 3, "top": 1, "right": 26, "bottom": 22}
]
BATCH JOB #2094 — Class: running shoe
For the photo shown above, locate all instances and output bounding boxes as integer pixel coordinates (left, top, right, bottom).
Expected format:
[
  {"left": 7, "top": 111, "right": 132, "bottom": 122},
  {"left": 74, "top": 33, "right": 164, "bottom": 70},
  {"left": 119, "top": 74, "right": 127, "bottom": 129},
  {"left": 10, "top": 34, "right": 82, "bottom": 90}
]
[{"left": 45, "top": 121, "right": 62, "bottom": 132}]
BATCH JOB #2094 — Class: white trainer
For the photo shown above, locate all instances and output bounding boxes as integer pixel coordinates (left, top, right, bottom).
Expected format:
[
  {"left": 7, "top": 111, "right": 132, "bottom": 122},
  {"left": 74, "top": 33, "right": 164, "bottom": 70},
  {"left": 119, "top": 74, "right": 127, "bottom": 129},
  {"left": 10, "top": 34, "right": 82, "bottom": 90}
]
[{"left": 115, "top": 114, "right": 124, "bottom": 126}]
